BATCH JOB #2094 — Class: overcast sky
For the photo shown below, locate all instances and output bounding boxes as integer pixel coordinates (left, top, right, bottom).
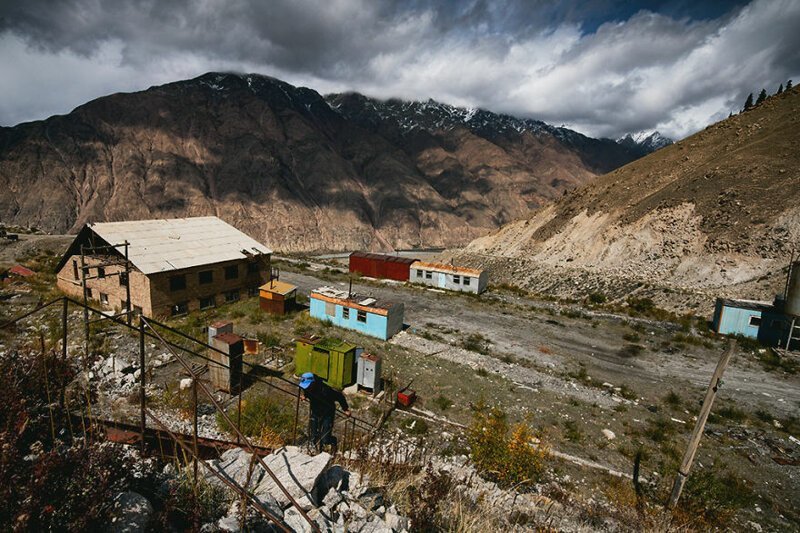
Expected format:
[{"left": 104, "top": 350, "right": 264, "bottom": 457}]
[{"left": 1, "top": 0, "right": 798, "bottom": 139}]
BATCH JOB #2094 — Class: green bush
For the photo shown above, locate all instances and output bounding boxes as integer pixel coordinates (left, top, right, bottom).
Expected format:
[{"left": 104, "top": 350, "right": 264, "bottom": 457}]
[
  {"left": 618, "top": 344, "right": 645, "bottom": 358},
  {"left": 257, "top": 331, "right": 282, "bottom": 348},
  {"left": 432, "top": 395, "right": 453, "bottom": 411},
  {"left": 468, "top": 404, "right": 547, "bottom": 487},
  {"left": 217, "top": 394, "right": 294, "bottom": 446}
]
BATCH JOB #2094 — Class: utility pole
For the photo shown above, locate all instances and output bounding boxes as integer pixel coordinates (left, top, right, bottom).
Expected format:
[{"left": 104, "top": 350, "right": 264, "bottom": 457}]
[{"left": 668, "top": 340, "right": 734, "bottom": 508}]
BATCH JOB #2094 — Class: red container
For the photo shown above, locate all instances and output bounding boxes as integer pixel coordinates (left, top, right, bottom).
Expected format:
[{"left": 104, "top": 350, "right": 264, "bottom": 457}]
[
  {"left": 397, "top": 390, "right": 416, "bottom": 407},
  {"left": 349, "top": 252, "right": 417, "bottom": 281}
]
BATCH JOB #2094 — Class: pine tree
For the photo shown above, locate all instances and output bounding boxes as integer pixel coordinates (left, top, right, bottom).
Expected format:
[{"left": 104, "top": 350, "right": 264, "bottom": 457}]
[
  {"left": 777, "top": 84, "right": 784, "bottom": 94},
  {"left": 756, "top": 88, "right": 767, "bottom": 105},
  {"left": 787, "top": 79, "right": 793, "bottom": 90},
  {"left": 743, "top": 93, "right": 754, "bottom": 110}
]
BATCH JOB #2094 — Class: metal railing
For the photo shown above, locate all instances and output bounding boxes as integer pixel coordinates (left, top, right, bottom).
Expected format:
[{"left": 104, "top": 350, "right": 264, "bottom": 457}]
[{"left": 1, "top": 296, "right": 391, "bottom": 531}]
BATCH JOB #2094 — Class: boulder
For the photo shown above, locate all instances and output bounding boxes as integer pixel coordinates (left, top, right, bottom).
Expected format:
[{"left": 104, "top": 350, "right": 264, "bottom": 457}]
[
  {"left": 108, "top": 491, "right": 153, "bottom": 533},
  {"left": 253, "top": 447, "right": 331, "bottom": 509}
]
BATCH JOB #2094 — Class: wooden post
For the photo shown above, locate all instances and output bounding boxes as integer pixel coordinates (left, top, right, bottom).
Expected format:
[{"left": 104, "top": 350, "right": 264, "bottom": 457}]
[
  {"left": 668, "top": 341, "right": 734, "bottom": 508},
  {"left": 139, "top": 318, "right": 146, "bottom": 459}
]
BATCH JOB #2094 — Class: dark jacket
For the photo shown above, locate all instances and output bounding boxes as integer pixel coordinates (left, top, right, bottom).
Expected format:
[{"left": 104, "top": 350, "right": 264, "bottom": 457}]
[{"left": 302, "top": 379, "right": 349, "bottom": 418}]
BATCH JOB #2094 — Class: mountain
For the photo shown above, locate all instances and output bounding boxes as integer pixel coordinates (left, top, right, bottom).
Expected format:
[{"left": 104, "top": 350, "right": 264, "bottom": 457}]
[
  {"left": 0, "top": 72, "right": 652, "bottom": 252},
  {"left": 457, "top": 87, "right": 800, "bottom": 306},
  {"left": 616, "top": 131, "right": 673, "bottom": 156}
]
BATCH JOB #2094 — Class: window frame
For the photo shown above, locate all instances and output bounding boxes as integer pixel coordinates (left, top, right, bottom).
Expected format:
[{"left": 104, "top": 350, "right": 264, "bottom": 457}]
[
  {"left": 199, "top": 270, "right": 213, "bottom": 285},
  {"left": 425, "top": 271, "right": 432, "bottom": 279},
  {"left": 342, "top": 307, "right": 350, "bottom": 320},
  {"left": 100, "top": 292, "right": 109, "bottom": 304},
  {"left": 247, "top": 261, "right": 260, "bottom": 275},
  {"left": 200, "top": 295, "right": 216, "bottom": 310},
  {"left": 169, "top": 274, "right": 187, "bottom": 292},
  {"left": 97, "top": 267, "right": 105, "bottom": 279},
  {"left": 224, "top": 265, "right": 239, "bottom": 280},
  {"left": 225, "top": 289, "right": 240, "bottom": 303},
  {"left": 453, "top": 274, "right": 461, "bottom": 284},
  {"left": 463, "top": 276, "right": 471, "bottom": 286},
  {"left": 748, "top": 315, "right": 762, "bottom": 327},
  {"left": 172, "top": 301, "right": 189, "bottom": 316},
  {"left": 357, "top": 309, "right": 367, "bottom": 323}
]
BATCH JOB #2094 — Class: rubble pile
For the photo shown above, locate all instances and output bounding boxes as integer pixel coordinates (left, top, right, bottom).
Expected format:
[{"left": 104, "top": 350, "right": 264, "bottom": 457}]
[{"left": 200, "top": 446, "right": 411, "bottom": 532}]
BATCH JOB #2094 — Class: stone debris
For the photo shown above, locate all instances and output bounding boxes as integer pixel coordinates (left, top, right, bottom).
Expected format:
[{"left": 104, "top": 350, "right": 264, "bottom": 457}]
[
  {"left": 204, "top": 446, "right": 411, "bottom": 532},
  {"left": 601, "top": 429, "right": 616, "bottom": 440}
]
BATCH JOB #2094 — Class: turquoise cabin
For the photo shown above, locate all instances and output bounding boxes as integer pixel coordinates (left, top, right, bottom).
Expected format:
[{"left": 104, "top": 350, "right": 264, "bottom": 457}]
[{"left": 309, "top": 286, "right": 404, "bottom": 340}]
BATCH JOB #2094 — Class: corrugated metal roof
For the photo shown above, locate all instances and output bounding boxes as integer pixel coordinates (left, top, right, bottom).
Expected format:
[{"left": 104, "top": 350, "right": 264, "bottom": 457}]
[
  {"left": 717, "top": 297, "right": 774, "bottom": 313},
  {"left": 310, "top": 286, "right": 399, "bottom": 315},
  {"left": 260, "top": 279, "right": 297, "bottom": 296},
  {"left": 410, "top": 261, "right": 483, "bottom": 277},
  {"left": 87, "top": 216, "right": 272, "bottom": 275},
  {"left": 349, "top": 251, "right": 417, "bottom": 264}
]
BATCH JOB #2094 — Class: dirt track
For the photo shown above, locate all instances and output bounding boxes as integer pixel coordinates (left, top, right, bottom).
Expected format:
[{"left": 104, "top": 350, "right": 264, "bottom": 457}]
[{"left": 280, "top": 267, "right": 800, "bottom": 418}]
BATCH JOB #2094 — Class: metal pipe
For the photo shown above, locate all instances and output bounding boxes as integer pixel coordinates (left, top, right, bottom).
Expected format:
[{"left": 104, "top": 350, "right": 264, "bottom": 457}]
[
  {"left": 139, "top": 318, "right": 146, "bottom": 459},
  {"left": 124, "top": 241, "right": 132, "bottom": 327}
]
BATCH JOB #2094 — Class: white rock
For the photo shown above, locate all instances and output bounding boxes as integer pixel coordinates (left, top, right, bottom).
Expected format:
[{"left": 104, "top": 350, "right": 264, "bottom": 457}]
[
  {"left": 180, "top": 378, "right": 193, "bottom": 390},
  {"left": 253, "top": 446, "right": 331, "bottom": 509},
  {"left": 601, "top": 429, "right": 616, "bottom": 440}
]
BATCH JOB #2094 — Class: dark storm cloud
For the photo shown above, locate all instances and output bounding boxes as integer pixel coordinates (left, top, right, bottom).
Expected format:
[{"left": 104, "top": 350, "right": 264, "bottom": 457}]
[{"left": 0, "top": 0, "right": 798, "bottom": 139}]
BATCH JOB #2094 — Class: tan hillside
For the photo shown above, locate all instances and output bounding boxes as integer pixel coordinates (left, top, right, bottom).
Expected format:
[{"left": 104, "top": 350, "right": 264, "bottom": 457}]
[{"left": 459, "top": 86, "right": 800, "bottom": 306}]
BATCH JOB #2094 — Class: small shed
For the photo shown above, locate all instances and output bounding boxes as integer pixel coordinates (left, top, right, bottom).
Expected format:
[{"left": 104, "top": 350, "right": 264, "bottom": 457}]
[
  {"left": 259, "top": 279, "right": 297, "bottom": 315},
  {"left": 712, "top": 298, "right": 773, "bottom": 339},
  {"left": 349, "top": 252, "right": 417, "bottom": 281},
  {"left": 294, "top": 336, "right": 357, "bottom": 390},
  {"left": 309, "top": 286, "right": 404, "bottom": 340},
  {"left": 409, "top": 261, "right": 488, "bottom": 294}
]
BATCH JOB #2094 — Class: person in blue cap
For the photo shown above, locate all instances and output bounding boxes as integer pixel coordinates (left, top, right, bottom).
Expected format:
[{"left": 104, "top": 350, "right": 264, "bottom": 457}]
[{"left": 299, "top": 372, "right": 350, "bottom": 454}]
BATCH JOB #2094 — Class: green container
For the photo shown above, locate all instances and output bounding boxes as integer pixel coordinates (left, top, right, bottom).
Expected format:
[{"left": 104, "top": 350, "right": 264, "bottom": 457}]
[{"left": 295, "top": 336, "right": 357, "bottom": 389}]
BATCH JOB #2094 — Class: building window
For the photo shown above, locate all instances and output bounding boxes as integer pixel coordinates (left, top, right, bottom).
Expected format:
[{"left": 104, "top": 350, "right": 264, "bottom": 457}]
[
  {"left": 199, "top": 270, "right": 213, "bottom": 285},
  {"left": 100, "top": 293, "right": 109, "bottom": 304},
  {"left": 72, "top": 260, "right": 79, "bottom": 280},
  {"left": 119, "top": 272, "right": 128, "bottom": 286},
  {"left": 357, "top": 310, "right": 367, "bottom": 323},
  {"left": 172, "top": 302, "right": 188, "bottom": 316},
  {"left": 97, "top": 267, "right": 105, "bottom": 279},
  {"left": 225, "top": 290, "right": 240, "bottom": 303},
  {"left": 247, "top": 262, "right": 260, "bottom": 274},
  {"left": 749, "top": 316, "right": 762, "bottom": 327},
  {"left": 416, "top": 270, "right": 423, "bottom": 278},
  {"left": 453, "top": 274, "right": 461, "bottom": 284},
  {"left": 342, "top": 307, "right": 350, "bottom": 319},
  {"left": 169, "top": 274, "right": 186, "bottom": 291},
  {"left": 425, "top": 271, "right": 432, "bottom": 279},
  {"left": 133, "top": 305, "right": 142, "bottom": 316},
  {"left": 225, "top": 265, "right": 239, "bottom": 280},
  {"left": 86, "top": 288, "right": 93, "bottom": 299},
  {"left": 247, "top": 286, "right": 259, "bottom": 297},
  {"left": 463, "top": 277, "right": 471, "bottom": 286},
  {"left": 200, "top": 296, "right": 216, "bottom": 310}
]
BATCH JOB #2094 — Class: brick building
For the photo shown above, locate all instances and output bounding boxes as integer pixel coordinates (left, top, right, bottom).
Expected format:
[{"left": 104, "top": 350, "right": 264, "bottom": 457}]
[{"left": 55, "top": 216, "right": 272, "bottom": 317}]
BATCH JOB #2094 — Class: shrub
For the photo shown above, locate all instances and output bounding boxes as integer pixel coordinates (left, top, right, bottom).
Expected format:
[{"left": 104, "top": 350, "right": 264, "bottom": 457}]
[
  {"left": 618, "top": 344, "right": 644, "bottom": 358},
  {"left": 217, "top": 394, "right": 294, "bottom": 447},
  {"left": 468, "top": 404, "right": 546, "bottom": 487},
  {"left": 460, "top": 333, "right": 491, "bottom": 354},
  {"left": 562, "top": 420, "right": 583, "bottom": 443},
  {"left": 401, "top": 418, "right": 429, "bottom": 436},
  {"left": 622, "top": 332, "right": 641, "bottom": 343},
  {"left": 677, "top": 463, "right": 753, "bottom": 526},
  {"left": 257, "top": 331, "right": 282, "bottom": 348},
  {"left": 587, "top": 292, "right": 607, "bottom": 304},
  {"left": 432, "top": 395, "right": 453, "bottom": 411},
  {"left": 663, "top": 390, "right": 682, "bottom": 408}
]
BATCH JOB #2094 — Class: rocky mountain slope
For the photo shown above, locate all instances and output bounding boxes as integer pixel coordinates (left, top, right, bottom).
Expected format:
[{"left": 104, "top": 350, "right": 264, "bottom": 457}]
[
  {"left": 0, "top": 72, "right": 654, "bottom": 253},
  {"left": 458, "top": 87, "right": 800, "bottom": 305}
]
